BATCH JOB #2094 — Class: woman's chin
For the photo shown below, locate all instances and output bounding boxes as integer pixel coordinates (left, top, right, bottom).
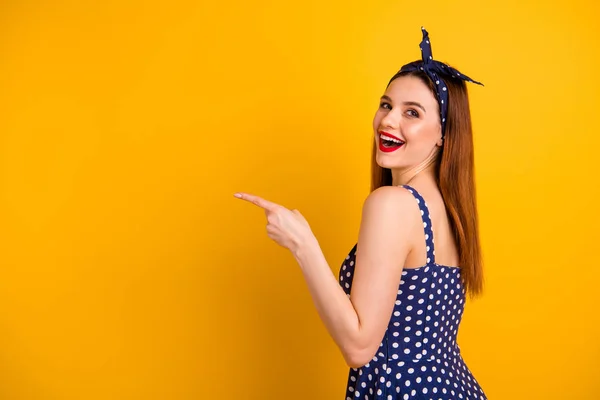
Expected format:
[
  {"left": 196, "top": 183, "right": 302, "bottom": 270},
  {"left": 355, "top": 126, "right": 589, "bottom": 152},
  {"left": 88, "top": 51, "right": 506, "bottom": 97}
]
[{"left": 376, "top": 155, "right": 401, "bottom": 170}]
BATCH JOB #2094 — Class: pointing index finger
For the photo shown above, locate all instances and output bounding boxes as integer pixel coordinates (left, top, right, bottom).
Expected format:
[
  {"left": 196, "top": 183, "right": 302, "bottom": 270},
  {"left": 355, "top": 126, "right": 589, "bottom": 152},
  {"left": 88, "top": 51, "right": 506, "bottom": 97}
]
[{"left": 234, "top": 192, "right": 280, "bottom": 211}]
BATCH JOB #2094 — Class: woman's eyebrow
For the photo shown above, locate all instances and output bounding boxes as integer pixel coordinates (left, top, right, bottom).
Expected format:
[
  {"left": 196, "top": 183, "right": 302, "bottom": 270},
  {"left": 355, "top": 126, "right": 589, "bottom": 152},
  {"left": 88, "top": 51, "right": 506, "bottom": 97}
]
[
  {"left": 380, "top": 96, "right": 426, "bottom": 113},
  {"left": 403, "top": 101, "right": 426, "bottom": 113}
]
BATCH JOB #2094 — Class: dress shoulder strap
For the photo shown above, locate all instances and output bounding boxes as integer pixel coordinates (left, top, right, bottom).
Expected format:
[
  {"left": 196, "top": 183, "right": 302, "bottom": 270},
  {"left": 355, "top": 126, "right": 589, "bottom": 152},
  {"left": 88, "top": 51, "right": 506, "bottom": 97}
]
[{"left": 400, "top": 185, "right": 436, "bottom": 265}]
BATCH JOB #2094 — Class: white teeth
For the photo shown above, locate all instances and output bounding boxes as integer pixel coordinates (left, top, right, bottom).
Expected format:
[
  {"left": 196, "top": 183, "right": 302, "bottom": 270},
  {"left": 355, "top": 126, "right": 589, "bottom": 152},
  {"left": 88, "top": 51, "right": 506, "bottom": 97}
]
[{"left": 380, "top": 134, "right": 404, "bottom": 144}]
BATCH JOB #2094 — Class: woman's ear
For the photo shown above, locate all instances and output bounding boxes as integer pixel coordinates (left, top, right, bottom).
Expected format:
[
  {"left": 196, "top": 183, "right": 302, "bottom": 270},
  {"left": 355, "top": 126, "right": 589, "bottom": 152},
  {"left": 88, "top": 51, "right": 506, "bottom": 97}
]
[{"left": 435, "top": 124, "right": 444, "bottom": 147}]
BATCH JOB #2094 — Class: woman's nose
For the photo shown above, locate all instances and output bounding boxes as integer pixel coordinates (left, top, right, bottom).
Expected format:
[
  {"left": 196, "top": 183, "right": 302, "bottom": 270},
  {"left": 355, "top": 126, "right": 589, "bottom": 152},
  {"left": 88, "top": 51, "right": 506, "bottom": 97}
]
[{"left": 380, "top": 109, "right": 400, "bottom": 130}]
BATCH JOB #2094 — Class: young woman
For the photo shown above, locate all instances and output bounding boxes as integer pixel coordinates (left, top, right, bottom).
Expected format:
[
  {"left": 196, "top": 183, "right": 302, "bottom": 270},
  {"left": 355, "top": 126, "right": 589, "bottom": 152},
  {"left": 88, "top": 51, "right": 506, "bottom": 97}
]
[{"left": 235, "top": 27, "right": 487, "bottom": 400}]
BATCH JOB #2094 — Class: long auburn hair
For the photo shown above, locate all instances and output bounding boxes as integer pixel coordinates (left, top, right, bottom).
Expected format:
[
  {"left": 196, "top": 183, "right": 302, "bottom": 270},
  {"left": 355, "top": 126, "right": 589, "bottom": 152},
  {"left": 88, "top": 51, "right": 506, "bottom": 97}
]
[{"left": 371, "top": 63, "right": 484, "bottom": 298}]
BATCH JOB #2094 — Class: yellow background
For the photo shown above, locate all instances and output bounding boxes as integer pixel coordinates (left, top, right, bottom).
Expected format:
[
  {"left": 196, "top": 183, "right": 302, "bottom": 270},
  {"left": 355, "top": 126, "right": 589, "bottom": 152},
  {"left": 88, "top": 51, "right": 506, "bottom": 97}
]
[{"left": 1, "top": 0, "right": 598, "bottom": 399}]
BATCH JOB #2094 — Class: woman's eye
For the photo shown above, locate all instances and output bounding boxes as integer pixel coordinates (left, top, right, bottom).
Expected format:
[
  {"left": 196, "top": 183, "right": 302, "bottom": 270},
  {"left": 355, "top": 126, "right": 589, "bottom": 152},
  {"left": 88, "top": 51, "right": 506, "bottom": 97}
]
[
  {"left": 379, "top": 102, "right": 391, "bottom": 110},
  {"left": 406, "top": 109, "right": 419, "bottom": 117}
]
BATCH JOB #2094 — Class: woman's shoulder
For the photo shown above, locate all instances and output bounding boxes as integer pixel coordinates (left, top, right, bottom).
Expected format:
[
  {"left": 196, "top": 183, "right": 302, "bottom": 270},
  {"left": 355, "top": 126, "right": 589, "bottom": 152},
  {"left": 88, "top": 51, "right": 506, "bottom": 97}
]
[
  {"left": 362, "top": 185, "right": 421, "bottom": 223},
  {"left": 366, "top": 185, "right": 416, "bottom": 203}
]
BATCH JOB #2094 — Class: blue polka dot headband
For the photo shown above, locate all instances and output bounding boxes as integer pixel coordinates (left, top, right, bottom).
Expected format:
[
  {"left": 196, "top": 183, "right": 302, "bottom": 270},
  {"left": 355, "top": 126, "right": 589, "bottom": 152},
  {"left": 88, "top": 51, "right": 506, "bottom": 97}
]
[{"left": 397, "top": 27, "right": 484, "bottom": 139}]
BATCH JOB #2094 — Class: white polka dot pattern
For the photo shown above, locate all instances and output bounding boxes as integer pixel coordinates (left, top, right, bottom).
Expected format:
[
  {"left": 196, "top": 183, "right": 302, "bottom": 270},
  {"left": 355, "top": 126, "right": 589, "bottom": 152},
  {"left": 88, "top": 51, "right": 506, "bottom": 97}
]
[{"left": 339, "top": 185, "right": 487, "bottom": 399}]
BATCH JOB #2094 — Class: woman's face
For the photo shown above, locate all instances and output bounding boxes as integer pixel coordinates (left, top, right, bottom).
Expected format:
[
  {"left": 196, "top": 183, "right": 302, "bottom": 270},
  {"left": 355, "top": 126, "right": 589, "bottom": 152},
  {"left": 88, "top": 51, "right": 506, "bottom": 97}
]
[{"left": 373, "top": 75, "right": 443, "bottom": 171}]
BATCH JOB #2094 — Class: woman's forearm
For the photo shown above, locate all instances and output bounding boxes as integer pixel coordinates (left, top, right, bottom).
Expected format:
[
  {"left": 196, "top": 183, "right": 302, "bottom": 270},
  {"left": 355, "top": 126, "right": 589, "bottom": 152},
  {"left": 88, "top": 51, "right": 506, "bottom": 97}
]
[{"left": 292, "top": 239, "right": 371, "bottom": 367}]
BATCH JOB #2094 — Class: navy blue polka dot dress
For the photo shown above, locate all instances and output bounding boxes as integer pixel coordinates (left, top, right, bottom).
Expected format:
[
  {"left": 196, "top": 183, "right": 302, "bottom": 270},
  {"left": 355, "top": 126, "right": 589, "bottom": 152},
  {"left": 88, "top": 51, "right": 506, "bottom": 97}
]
[{"left": 338, "top": 185, "right": 487, "bottom": 400}]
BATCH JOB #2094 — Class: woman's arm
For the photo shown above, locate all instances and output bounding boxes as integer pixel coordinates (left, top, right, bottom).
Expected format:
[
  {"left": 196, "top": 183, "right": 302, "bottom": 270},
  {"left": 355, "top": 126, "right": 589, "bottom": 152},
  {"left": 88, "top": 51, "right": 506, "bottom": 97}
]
[
  {"left": 292, "top": 186, "right": 419, "bottom": 367},
  {"left": 234, "top": 185, "right": 419, "bottom": 367}
]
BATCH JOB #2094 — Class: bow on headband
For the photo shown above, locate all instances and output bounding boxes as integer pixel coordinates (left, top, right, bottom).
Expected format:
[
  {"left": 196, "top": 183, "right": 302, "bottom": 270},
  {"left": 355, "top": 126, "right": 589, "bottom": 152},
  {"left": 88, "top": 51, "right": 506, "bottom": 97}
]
[{"left": 398, "top": 27, "right": 483, "bottom": 139}]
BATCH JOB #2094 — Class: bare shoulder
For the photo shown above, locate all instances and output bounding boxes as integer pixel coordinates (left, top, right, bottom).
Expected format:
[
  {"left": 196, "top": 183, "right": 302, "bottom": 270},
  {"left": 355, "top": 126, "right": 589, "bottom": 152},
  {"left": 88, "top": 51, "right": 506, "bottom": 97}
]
[
  {"left": 362, "top": 185, "right": 419, "bottom": 222},
  {"left": 358, "top": 185, "right": 422, "bottom": 244}
]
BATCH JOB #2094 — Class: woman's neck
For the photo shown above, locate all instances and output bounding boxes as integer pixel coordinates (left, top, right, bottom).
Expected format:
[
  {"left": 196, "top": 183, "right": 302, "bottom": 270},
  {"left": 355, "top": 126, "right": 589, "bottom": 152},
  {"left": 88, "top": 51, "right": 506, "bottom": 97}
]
[{"left": 391, "top": 147, "right": 439, "bottom": 187}]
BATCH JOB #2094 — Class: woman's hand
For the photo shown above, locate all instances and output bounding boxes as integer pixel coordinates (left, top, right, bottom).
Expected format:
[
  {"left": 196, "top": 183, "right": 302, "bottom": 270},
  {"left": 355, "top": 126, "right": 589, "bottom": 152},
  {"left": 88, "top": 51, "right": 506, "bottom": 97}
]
[{"left": 234, "top": 192, "right": 316, "bottom": 254}]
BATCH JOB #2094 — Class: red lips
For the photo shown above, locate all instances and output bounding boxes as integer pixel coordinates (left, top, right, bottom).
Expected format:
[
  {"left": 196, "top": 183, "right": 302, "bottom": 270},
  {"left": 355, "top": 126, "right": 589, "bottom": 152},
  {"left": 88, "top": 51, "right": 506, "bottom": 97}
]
[{"left": 378, "top": 131, "right": 405, "bottom": 153}]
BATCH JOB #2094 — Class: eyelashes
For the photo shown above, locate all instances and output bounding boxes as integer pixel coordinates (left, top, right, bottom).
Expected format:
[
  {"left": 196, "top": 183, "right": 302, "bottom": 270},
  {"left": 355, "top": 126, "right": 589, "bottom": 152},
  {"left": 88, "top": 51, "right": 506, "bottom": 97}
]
[
  {"left": 406, "top": 109, "right": 419, "bottom": 118},
  {"left": 379, "top": 103, "right": 420, "bottom": 118}
]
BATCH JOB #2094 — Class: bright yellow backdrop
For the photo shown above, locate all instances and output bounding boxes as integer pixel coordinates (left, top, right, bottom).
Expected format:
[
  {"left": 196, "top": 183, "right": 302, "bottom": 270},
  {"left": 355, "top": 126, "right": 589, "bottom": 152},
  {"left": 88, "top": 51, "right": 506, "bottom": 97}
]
[{"left": 0, "top": 1, "right": 598, "bottom": 399}]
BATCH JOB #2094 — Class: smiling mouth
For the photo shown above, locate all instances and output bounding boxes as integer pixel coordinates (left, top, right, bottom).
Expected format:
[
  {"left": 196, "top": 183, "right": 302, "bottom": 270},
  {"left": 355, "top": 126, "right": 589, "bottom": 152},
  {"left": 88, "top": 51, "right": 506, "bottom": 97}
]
[{"left": 378, "top": 132, "right": 405, "bottom": 152}]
